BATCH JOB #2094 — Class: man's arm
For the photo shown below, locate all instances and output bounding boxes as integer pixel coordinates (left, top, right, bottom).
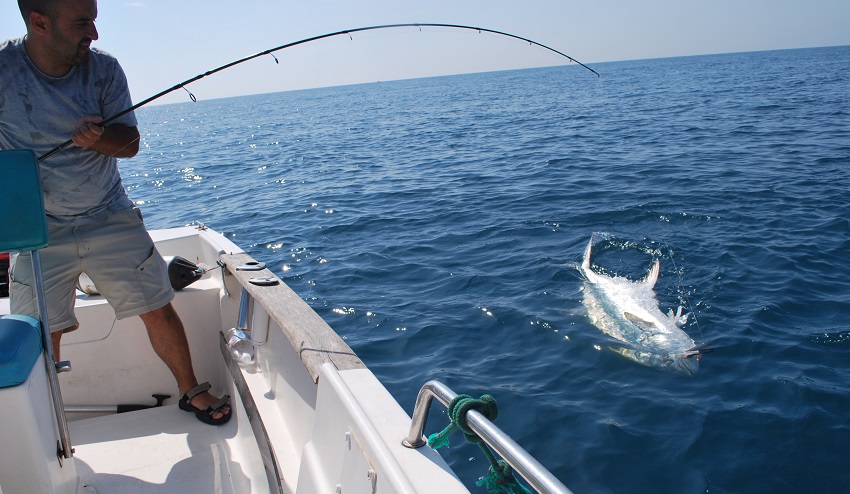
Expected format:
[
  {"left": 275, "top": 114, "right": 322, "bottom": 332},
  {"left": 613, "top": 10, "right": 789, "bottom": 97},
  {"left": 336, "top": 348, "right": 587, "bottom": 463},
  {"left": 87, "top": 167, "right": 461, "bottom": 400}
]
[{"left": 72, "top": 117, "right": 141, "bottom": 158}]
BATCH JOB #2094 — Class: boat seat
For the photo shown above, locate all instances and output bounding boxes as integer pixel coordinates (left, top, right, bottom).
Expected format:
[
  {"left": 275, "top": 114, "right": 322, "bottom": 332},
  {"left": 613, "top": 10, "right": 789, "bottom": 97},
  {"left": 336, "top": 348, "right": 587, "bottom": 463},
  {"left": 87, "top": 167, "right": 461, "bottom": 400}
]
[
  {"left": 0, "top": 149, "right": 52, "bottom": 383},
  {"left": 0, "top": 315, "right": 42, "bottom": 388},
  {"left": 0, "top": 150, "right": 77, "bottom": 493},
  {"left": 0, "top": 150, "right": 50, "bottom": 389}
]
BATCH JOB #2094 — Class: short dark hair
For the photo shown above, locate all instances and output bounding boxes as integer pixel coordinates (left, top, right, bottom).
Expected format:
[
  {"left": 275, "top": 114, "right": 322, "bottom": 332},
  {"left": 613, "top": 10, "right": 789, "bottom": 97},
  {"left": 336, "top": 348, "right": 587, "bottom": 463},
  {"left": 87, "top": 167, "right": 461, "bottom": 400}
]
[{"left": 18, "top": 0, "right": 59, "bottom": 23}]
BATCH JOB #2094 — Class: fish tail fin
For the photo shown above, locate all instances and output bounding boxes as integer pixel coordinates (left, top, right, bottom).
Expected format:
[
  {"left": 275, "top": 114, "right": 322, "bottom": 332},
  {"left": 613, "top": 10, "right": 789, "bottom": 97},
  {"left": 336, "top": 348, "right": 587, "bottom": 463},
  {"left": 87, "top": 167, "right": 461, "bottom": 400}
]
[
  {"left": 668, "top": 306, "right": 690, "bottom": 326},
  {"left": 677, "top": 306, "right": 689, "bottom": 326}
]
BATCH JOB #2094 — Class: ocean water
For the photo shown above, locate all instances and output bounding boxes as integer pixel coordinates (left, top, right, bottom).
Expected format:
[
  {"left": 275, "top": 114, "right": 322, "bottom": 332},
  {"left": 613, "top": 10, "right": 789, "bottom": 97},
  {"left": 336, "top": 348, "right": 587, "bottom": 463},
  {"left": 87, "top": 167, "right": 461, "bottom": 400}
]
[{"left": 127, "top": 45, "right": 850, "bottom": 493}]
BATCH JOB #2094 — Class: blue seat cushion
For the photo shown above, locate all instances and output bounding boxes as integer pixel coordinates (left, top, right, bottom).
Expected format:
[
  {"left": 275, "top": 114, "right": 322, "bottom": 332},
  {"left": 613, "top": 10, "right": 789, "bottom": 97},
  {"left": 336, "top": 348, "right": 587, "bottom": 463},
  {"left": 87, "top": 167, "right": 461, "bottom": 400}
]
[{"left": 0, "top": 315, "right": 43, "bottom": 388}]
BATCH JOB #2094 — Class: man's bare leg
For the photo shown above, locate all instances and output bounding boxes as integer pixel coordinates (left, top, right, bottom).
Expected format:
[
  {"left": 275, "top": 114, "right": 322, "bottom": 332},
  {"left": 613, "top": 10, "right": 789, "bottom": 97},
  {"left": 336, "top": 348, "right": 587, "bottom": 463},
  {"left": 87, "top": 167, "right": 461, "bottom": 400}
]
[
  {"left": 139, "top": 303, "right": 229, "bottom": 420},
  {"left": 51, "top": 331, "right": 62, "bottom": 361}
]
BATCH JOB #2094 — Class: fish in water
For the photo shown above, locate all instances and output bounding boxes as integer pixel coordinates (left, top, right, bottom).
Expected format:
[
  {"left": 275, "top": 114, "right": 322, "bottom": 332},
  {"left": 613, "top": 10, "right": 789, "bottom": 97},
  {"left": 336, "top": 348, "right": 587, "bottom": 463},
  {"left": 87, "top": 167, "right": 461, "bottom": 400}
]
[{"left": 579, "top": 236, "right": 702, "bottom": 376}]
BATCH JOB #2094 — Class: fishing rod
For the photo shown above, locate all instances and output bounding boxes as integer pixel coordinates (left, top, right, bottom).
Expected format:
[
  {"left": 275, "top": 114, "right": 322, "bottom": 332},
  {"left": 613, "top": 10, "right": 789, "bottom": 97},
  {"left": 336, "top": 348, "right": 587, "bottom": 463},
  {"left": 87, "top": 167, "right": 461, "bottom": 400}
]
[{"left": 38, "top": 23, "right": 598, "bottom": 162}]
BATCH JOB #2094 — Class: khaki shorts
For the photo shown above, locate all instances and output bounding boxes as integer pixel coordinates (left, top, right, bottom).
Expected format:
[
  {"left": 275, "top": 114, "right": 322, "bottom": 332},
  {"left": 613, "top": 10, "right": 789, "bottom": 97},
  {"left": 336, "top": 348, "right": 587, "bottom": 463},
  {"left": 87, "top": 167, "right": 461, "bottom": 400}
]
[{"left": 10, "top": 208, "right": 174, "bottom": 333}]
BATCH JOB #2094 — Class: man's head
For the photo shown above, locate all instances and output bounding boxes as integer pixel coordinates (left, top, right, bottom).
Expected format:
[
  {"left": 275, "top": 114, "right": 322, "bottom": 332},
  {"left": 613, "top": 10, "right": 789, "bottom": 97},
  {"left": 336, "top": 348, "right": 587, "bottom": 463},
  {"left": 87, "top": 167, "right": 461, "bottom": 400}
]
[
  {"left": 18, "top": 0, "right": 59, "bottom": 24},
  {"left": 19, "top": 0, "right": 99, "bottom": 76}
]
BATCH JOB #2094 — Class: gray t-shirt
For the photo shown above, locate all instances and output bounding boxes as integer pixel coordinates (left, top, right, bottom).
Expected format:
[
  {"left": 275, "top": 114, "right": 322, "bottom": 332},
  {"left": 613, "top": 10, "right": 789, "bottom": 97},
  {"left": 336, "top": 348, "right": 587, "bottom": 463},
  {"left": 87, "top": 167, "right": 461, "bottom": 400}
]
[{"left": 0, "top": 36, "right": 138, "bottom": 226}]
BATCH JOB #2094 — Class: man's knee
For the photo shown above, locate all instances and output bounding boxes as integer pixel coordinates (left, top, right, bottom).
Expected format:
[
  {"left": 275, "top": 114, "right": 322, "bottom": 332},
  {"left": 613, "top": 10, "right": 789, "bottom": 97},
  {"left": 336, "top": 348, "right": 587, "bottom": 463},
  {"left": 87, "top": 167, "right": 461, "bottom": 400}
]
[{"left": 140, "top": 302, "right": 182, "bottom": 328}]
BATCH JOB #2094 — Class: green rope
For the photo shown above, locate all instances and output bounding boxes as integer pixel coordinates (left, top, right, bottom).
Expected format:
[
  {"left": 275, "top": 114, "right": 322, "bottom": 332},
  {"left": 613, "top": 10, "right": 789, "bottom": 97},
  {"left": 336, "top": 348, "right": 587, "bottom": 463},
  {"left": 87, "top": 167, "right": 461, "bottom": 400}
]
[
  {"left": 476, "top": 460, "right": 532, "bottom": 494},
  {"left": 428, "top": 394, "right": 530, "bottom": 494}
]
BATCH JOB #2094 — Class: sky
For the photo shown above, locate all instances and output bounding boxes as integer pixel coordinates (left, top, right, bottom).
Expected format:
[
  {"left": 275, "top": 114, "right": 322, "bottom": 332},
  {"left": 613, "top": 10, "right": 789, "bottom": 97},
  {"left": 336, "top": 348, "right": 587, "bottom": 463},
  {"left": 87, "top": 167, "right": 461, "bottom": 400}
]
[{"left": 2, "top": 0, "right": 849, "bottom": 105}]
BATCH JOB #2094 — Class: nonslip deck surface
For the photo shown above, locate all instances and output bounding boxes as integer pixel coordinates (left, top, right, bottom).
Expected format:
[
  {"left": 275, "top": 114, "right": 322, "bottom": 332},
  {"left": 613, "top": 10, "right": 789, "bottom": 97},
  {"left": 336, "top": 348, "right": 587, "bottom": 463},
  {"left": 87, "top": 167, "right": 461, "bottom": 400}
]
[{"left": 69, "top": 404, "right": 250, "bottom": 494}]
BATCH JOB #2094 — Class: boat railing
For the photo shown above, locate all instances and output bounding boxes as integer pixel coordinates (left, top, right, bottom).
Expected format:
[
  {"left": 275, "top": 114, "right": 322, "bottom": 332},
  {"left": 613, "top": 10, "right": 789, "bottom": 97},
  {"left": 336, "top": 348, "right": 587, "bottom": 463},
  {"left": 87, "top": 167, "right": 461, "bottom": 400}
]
[{"left": 403, "top": 380, "right": 574, "bottom": 494}]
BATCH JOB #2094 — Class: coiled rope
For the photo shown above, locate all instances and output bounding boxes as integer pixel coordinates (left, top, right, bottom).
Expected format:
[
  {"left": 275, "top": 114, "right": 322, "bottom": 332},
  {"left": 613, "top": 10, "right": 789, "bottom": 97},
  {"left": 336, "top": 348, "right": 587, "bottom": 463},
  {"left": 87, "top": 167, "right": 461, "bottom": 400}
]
[{"left": 428, "top": 394, "right": 530, "bottom": 494}]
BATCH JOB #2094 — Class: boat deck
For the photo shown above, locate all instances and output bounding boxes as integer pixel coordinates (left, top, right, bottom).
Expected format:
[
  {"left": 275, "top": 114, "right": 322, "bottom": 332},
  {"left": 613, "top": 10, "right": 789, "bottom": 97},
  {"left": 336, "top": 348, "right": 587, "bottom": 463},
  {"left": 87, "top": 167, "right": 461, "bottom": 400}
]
[{"left": 70, "top": 404, "right": 268, "bottom": 494}]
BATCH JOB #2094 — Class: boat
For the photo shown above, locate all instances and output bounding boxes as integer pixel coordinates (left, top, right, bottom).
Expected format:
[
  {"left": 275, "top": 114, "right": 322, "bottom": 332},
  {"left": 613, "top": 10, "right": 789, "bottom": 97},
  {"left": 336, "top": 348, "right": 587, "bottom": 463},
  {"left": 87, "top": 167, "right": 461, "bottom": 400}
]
[{"left": 0, "top": 149, "right": 573, "bottom": 493}]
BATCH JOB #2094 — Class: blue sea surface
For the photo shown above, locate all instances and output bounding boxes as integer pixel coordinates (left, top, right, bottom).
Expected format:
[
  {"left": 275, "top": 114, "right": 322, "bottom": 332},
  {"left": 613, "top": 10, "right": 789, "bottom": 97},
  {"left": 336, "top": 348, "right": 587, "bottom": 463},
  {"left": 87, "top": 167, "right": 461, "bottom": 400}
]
[{"left": 127, "top": 45, "right": 850, "bottom": 493}]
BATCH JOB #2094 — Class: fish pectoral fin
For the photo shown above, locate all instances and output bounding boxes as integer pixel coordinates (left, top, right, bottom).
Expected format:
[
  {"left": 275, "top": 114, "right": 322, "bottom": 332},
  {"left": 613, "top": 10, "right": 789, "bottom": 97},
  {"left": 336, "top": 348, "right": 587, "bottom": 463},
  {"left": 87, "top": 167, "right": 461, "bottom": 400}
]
[
  {"left": 609, "top": 346, "right": 636, "bottom": 359},
  {"left": 624, "top": 312, "right": 656, "bottom": 330}
]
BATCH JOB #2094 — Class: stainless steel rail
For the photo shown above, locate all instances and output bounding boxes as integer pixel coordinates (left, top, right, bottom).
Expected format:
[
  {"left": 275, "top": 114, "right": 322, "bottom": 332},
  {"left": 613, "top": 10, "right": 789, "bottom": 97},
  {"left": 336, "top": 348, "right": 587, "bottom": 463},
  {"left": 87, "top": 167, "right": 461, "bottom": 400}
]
[
  {"left": 403, "top": 380, "right": 574, "bottom": 494},
  {"left": 33, "top": 250, "right": 74, "bottom": 460}
]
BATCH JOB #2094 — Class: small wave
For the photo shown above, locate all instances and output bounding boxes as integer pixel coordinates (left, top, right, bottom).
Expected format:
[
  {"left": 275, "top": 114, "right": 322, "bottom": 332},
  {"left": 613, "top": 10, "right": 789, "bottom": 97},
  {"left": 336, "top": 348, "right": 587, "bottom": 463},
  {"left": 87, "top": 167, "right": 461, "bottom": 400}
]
[{"left": 811, "top": 330, "right": 850, "bottom": 346}]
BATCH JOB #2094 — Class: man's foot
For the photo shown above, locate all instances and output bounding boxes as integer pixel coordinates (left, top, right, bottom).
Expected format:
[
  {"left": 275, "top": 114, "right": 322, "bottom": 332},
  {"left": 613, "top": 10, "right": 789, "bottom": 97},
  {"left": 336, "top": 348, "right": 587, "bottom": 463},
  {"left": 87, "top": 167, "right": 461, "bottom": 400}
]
[{"left": 178, "top": 382, "right": 232, "bottom": 425}]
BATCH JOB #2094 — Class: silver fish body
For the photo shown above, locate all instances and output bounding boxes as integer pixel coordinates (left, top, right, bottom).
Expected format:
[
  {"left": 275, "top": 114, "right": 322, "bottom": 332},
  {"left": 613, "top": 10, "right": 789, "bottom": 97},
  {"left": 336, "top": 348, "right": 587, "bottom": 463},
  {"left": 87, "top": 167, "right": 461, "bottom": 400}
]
[{"left": 579, "top": 236, "right": 699, "bottom": 376}]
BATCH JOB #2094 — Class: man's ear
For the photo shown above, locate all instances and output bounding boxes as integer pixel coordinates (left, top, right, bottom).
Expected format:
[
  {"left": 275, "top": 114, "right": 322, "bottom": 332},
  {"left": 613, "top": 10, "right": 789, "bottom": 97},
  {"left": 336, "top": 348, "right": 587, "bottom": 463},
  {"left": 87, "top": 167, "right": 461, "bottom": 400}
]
[{"left": 28, "top": 11, "right": 50, "bottom": 35}]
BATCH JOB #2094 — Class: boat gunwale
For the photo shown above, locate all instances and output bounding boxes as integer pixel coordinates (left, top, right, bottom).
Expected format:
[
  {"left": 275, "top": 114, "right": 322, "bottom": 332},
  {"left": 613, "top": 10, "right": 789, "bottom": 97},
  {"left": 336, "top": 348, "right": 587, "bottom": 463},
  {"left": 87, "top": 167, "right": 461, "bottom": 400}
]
[{"left": 220, "top": 252, "right": 365, "bottom": 383}]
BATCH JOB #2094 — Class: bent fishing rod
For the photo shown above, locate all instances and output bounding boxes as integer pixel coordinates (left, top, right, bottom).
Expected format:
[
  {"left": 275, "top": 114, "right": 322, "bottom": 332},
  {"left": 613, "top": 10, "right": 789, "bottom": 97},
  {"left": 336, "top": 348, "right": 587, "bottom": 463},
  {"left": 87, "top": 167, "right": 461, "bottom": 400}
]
[{"left": 39, "top": 23, "right": 598, "bottom": 162}]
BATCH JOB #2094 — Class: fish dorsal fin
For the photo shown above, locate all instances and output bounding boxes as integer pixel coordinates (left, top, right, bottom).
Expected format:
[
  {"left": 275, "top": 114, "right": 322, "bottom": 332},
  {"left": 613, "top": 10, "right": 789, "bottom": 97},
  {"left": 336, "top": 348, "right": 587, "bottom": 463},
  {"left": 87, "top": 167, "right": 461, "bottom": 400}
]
[
  {"left": 643, "top": 259, "right": 660, "bottom": 288},
  {"left": 581, "top": 236, "right": 594, "bottom": 272},
  {"left": 624, "top": 312, "right": 656, "bottom": 330}
]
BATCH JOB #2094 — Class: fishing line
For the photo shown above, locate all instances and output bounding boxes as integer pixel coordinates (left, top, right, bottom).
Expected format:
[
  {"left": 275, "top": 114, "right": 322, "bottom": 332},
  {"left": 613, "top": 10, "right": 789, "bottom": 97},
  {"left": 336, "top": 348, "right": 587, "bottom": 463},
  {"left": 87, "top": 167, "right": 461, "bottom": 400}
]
[
  {"left": 108, "top": 135, "right": 142, "bottom": 160},
  {"left": 38, "top": 23, "right": 598, "bottom": 162},
  {"left": 664, "top": 233, "right": 705, "bottom": 342}
]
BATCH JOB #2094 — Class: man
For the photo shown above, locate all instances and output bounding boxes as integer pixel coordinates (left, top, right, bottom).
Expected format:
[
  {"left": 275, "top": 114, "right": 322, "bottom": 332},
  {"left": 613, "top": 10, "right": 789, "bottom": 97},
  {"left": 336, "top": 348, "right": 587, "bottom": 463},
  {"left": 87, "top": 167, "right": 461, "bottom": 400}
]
[{"left": 1, "top": 0, "right": 231, "bottom": 425}]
